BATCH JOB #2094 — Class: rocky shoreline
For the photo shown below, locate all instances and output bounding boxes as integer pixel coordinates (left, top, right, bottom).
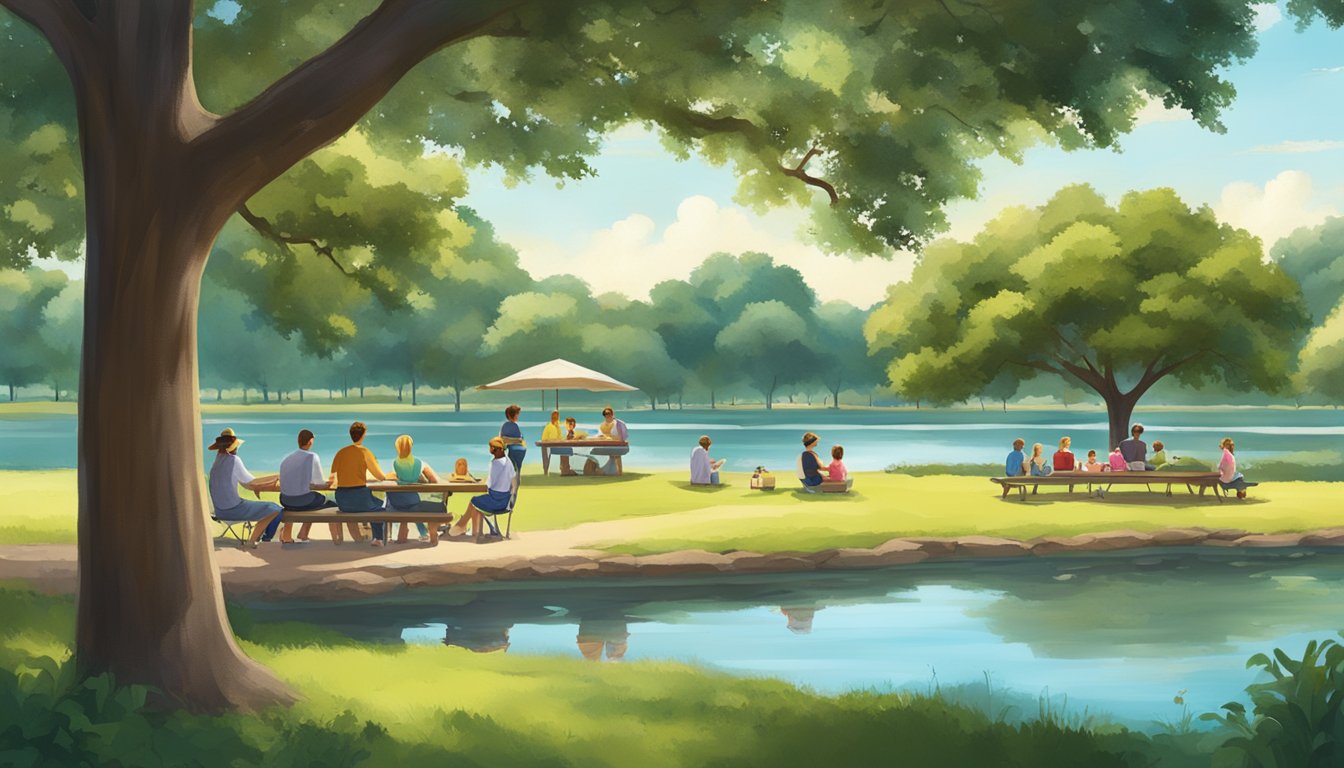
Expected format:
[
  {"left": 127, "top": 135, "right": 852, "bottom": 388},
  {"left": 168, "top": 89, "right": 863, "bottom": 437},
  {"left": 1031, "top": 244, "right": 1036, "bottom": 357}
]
[
  {"left": 230, "top": 526, "right": 1344, "bottom": 599},
  {"left": 5, "top": 526, "right": 1342, "bottom": 601}
]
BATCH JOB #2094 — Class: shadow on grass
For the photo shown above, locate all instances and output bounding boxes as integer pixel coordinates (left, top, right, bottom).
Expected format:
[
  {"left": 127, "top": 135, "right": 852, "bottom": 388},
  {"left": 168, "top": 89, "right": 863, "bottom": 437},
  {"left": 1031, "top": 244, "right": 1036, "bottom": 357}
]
[
  {"left": 520, "top": 472, "right": 652, "bottom": 488},
  {"left": 666, "top": 481, "right": 732, "bottom": 493},
  {"left": 996, "top": 489, "right": 1269, "bottom": 508}
]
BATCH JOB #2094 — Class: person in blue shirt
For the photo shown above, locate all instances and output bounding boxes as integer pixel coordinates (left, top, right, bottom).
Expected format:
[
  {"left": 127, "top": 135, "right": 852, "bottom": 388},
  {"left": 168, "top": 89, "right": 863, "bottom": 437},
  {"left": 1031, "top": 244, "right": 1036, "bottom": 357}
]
[
  {"left": 796, "top": 432, "right": 826, "bottom": 491},
  {"left": 499, "top": 404, "right": 526, "bottom": 473},
  {"left": 1004, "top": 438, "right": 1027, "bottom": 477}
]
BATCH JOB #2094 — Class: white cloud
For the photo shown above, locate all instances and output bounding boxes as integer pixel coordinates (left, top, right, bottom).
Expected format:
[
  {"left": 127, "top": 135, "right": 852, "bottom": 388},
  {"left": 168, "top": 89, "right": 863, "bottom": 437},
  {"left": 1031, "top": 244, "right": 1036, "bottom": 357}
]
[
  {"left": 1312, "top": 65, "right": 1344, "bottom": 74},
  {"left": 1247, "top": 139, "right": 1344, "bottom": 154},
  {"left": 1133, "top": 97, "right": 1191, "bottom": 127},
  {"left": 505, "top": 196, "right": 915, "bottom": 306},
  {"left": 1214, "top": 170, "right": 1339, "bottom": 248},
  {"left": 1253, "top": 2, "right": 1283, "bottom": 33}
]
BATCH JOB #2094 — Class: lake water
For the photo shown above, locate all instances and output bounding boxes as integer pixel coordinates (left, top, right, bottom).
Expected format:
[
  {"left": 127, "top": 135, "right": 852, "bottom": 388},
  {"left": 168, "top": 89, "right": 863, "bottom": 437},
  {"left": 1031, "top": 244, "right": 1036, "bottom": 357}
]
[
  {"left": 2, "top": 407, "right": 1342, "bottom": 472},
  {"left": 241, "top": 549, "right": 1344, "bottom": 729}
]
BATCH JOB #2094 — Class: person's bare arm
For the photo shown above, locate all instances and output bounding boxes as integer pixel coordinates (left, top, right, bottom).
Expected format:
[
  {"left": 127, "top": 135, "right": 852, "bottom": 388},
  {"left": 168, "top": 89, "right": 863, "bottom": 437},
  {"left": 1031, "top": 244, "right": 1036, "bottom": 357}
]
[
  {"left": 364, "top": 449, "right": 387, "bottom": 482},
  {"left": 422, "top": 463, "right": 441, "bottom": 483}
]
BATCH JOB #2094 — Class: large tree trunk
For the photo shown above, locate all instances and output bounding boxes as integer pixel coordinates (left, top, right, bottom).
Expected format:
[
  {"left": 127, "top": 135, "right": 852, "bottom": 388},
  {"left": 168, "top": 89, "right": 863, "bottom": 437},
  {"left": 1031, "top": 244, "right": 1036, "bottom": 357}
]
[
  {"left": 72, "top": 5, "right": 292, "bottom": 712},
  {"left": 77, "top": 199, "right": 293, "bottom": 712},
  {"left": 1103, "top": 391, "right": 1139, "bottom": 452}
]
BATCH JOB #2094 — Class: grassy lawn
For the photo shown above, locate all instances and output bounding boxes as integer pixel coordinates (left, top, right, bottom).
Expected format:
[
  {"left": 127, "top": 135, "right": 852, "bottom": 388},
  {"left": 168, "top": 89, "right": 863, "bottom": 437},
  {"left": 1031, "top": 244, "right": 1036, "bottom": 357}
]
[
  {"left": 3, "top": 469, "right": 1340, "bottom": 554},
  {"left": 0, "top": 585, "right": 1213, "bottom": 767}
]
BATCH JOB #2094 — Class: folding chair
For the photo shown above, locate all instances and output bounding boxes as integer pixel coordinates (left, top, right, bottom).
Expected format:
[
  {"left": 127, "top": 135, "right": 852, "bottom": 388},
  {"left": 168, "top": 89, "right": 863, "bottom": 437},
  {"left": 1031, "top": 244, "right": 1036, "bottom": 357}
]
[
  {"left": 212, "top": 515, "right": 253, "bottom": 546},
  {"left": 477, "top": 475, "right": 520, "bottom": 542}
]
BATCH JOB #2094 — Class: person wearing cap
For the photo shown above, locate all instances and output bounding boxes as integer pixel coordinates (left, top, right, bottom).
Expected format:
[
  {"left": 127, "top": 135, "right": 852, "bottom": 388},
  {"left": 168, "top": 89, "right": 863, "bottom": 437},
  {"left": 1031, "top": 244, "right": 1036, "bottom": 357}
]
[
  {"left": 278, "top": 429, "right": 346, "bottom": 544},
  {"left": 449, "top": 436, "right": 516, "bottom": 538},
  {"left": 796, "top": 432, "right": 826, "bottom": 491},
  {"left": 331, "top": 421, "right": 389, "bottom": 546},
  {"left": 207, "top": 428, "right": 282, "bottom": 548},
  {"left": 689, "top": 435, "right": 724, "bottom": 485}
]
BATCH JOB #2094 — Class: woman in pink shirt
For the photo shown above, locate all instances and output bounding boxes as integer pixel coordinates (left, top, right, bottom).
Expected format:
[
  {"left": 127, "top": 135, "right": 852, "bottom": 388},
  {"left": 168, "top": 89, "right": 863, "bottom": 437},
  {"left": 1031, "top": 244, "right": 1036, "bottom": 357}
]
[{"left": 1218, "top": 437, "right": 1250, "bottom": 499}]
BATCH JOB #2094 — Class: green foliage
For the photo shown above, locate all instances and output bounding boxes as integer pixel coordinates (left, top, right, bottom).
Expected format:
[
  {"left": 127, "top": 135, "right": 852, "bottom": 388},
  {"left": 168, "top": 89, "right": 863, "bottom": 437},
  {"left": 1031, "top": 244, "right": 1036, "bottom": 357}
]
[
  {"left": 1271, "top": 217, "right": 1344, "bottom": 325},
  {"left": 1295, "top": 304, "right": 1344, "bottom": 405},
  {"left": 1203, "top": 634, "right": 1344, "bottom": 768},
  {"left": 865, "top": 185, "right": 1309, "bottom": 441},
  {"left": 0, "top": 267, "right": 70, "bottom": 398}
]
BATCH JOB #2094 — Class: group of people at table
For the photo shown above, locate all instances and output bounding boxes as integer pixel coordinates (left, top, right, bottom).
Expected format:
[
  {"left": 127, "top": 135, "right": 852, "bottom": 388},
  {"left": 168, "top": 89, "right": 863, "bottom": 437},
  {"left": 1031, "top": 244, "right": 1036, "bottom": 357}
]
[
  {"left": 207, "top": 405, "right": 632, "bottom": 547},
  {"left": 1003, "top": 422, "right": 1254, "bottom": 498}
]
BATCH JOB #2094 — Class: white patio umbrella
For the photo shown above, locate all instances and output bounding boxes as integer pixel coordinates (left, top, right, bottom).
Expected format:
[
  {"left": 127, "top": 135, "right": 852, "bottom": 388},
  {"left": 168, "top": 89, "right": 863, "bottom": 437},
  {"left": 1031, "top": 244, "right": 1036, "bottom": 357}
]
[{"left": 477, "top": 358, "right": 638, "bottom": 410}]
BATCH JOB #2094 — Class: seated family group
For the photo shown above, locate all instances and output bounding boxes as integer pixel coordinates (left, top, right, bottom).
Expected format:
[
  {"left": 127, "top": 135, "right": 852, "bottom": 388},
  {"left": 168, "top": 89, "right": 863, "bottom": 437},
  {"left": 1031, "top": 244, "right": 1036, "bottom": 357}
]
[
  {"left": 687, "top": 431, "right": 848, "bottom": 492},
  {"left": 207, "top": 421, "right": 516, "bottom": 548},
  {"left": 1002, "top": 423, "right": 1253, "bottom": 498}
]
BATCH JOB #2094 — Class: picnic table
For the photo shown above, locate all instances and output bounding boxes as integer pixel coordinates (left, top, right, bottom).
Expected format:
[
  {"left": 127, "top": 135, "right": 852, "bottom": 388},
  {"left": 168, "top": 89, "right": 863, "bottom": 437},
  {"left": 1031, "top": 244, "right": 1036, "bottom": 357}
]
[
  {"left": 251, "top": 478, "right": 487, "bottom": 544},
  {"left": 537, "top": 439, "right": 629, "bottom": 475},
  {"left": 990, "top": 471, "right": 1225, "bottom": 501}
]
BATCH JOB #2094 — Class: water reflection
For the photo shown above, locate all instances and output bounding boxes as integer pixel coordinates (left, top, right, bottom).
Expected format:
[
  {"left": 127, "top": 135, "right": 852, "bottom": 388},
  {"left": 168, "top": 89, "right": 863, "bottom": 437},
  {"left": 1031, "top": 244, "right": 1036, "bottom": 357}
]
[{"left": 243, "top": 549, "right": 1344, "bottom": 724}]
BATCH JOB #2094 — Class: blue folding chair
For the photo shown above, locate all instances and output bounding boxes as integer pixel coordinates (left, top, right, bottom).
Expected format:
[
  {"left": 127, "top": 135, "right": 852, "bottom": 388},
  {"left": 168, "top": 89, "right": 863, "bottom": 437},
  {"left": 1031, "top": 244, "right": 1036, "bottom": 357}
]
[{"left": 477, "top": 476, "right": 520, "bottom": 542}]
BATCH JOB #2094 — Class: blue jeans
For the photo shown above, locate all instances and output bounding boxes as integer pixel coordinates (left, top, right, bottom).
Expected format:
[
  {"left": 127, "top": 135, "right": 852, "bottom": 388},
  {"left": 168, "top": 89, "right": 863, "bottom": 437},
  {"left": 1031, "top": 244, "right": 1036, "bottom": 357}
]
[
  {"left": 335, "top": 487, "right": 385, "bottom": 541},
  {"left": 801, "top": 475, "right": 824, "bottom": 487},
  {"left": 1220, "top": 473, "right": 1249, "bottom": 492},
  {"left": 279, "top": 491, "right": 338, "bottom": 511},
  {"left": 387, "top": 491, "right": 447, "bottom": 536},
  {"left": 507, "top": 447, "right": 526, "bottom": 473}
]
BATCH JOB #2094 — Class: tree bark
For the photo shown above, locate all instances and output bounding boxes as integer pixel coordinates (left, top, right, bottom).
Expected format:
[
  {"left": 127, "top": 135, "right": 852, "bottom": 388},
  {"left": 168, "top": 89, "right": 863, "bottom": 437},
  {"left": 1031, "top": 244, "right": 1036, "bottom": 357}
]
[
  {"left": 454, "top": 384, "right": 461, "bottom": 413},
  {"left": 8, "top": 383, "right": 14, "bottom": 402},
  {"left": 831, "top": 384, "right": 841, "bottom": 409},
  {"left": 710, "top": 389, "right": 716, "bottom": 410},
  {"left": 397, "top": 384, "right": 403, "bottom": 402},
  {"left": 410, "top": 373, "right": 417, "bottom": 406},
  {"left": 53, "top": 383, "right": 60, "bottom": 402},
  {"left": 1103, "top": 391, "right": 1139, "bottom": 452},
  {"left": 298, "top": 388, "right": 304, "bottom": 403}
]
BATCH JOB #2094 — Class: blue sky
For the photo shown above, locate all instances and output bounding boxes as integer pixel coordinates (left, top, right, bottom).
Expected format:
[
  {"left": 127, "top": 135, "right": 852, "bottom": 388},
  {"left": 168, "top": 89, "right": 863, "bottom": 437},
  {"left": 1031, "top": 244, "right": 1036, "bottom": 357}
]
[{"left": 461, "top": 2, "right": 1344, "bottom": 306}]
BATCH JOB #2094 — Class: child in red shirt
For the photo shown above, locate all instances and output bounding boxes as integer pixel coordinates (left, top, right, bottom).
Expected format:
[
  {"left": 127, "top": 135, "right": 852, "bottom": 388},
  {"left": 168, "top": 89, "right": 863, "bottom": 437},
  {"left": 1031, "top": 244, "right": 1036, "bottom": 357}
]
[{"left": 827, "top": 445, "right": 848, "bottom": 482}]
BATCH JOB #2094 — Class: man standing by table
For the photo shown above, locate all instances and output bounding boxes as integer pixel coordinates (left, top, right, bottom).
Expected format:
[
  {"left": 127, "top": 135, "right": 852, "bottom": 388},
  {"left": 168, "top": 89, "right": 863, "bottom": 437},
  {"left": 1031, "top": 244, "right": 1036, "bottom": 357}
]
[
  {"left": 332, "top": 421, "right": 388, "bottom": 546},
  {"left": 499, "top": 404, "right": 527, "bottom": 474}
]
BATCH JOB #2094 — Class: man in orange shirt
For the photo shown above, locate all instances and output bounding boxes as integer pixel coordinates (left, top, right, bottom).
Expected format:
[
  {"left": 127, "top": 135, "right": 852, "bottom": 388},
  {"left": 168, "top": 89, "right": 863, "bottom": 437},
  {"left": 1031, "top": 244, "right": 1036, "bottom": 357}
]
[{"left": 332, "top": 421, "right": 390, "bottom": 546}]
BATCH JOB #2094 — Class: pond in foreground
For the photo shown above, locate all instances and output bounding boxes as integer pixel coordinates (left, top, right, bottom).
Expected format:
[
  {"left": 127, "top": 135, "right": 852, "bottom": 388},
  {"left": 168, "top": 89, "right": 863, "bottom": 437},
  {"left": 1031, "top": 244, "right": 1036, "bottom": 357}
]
[{"left": 242, "top": 549, "right": 1344, "bottom": 729}]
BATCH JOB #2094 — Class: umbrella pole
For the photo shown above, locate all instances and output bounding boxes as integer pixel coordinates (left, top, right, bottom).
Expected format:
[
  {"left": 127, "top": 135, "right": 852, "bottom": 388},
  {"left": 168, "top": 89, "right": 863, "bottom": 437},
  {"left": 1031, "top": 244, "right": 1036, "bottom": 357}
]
[{"left": 556, "top": 388, "right": 560, "bottom": 411}]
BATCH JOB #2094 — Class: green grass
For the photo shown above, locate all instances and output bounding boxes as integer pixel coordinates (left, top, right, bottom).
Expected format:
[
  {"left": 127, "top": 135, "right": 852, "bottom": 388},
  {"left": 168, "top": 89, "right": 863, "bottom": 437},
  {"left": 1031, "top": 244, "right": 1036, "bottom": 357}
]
[
  {"left": 0, "top": 585, "right": 1212, "bottom": 768},
  {"left": 4, "top": 470, "right": 1342, "bottom": 554}
]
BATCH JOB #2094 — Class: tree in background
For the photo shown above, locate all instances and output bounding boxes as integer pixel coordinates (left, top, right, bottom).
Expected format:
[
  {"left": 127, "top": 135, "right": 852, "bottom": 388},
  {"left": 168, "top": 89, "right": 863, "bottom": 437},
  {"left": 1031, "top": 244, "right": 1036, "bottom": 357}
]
[
  {"left": 0, "top": 0, "right": 1281, "bottom": 712},
  {"left": 866, "top": 185, "right": 1308, "bottom": 448},
  {"left": 814, "top": 301, "right": 880, "bottom": 409},
  {"left": 0, "top": 267, "right": 70, "bottom": 401},
  {"left": 1296, "top": 304, "right": 1344, "bottom": 405},
  {"left": 1272, "top": 217, "right": 1344, "bottom": 325},
  {"left": 716, "top": 300, "right": 819, "bottom": 410},
  {"left": 38, "top": 278, "right": 82, "bottom": 401}
]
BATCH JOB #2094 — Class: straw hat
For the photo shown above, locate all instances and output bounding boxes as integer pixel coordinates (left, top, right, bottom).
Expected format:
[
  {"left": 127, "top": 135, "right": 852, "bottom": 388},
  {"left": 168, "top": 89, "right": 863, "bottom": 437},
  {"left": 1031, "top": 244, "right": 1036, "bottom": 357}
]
[
  {"left": 208, "top": 428, "right": 243, "bottom": 452},
  {"left": 488, "top": 436, "right": 506, "bottom": 451}
]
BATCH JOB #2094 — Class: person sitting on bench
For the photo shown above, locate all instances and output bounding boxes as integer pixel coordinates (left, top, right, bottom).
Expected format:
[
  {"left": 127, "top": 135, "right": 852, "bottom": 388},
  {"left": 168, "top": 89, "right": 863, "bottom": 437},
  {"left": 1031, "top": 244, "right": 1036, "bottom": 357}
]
[
  {"left": 1052, "top": 436, "right": 1076, "bottom": 472},
  {"left": 1120, "top": 423, "right": 1155, "bottom": 471},
  {"left": 277, "top": 428, "right": 343, "bottom": 544},
  {"left": 387, "top": 434, "right": 448, "bottom": 542},
  {"left": 541, "top": 410, "right": 576, "bottom": 476},
  {"left": 1217, "top": 437, "right": 1253, "bottom": 499},
  {"left": 450, "top": 437, "right": 516, "bottom": 538},
  {"left": 1005, "top": 439, "right": 1027, "bottom": 477},
  {"left": 332, "top": 421, "right": 389, "bottom": 547},
  {"left": 797, "top": 432, "right": 826, "bottom": 491}
]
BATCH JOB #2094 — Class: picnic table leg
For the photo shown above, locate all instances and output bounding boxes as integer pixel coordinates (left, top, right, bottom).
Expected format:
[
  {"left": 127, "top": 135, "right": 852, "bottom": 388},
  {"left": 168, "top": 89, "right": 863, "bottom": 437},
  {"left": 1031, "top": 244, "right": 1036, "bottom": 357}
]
[
  {"left": 1001, "top": 484, "right": 1009, "bottom": 498},
  {"left": 1165, "top": 483, "right": 1172, "bottom": 497},
  {"left": 542, "top": 446, "right": 551, "bottom": 476},
  {"left": 1186, "top": 484, "right": 1194, "bottom": 495}
]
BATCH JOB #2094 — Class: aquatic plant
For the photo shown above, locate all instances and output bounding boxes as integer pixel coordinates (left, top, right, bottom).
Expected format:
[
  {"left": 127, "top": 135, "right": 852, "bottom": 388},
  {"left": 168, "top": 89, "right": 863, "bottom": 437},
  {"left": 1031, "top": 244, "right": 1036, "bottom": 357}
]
[{"left": 1202, "top": 634, "right": 1344, "bottom": 768}]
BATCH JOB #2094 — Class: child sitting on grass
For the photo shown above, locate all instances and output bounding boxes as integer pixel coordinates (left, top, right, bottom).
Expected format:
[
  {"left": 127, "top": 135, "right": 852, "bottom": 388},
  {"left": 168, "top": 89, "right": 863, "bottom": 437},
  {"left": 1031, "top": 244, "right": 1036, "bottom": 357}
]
[{"left": 827, "top": 445, "right": 847, "bottom": 482}]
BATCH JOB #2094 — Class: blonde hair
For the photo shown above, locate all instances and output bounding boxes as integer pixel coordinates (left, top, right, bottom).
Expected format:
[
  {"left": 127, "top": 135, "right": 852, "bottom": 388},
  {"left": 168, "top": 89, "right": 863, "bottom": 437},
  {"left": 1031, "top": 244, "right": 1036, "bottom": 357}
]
[
  {"left": 1220, "top": 437, "right": 1235, "bottom": 450},
  {"left": 1031, "top": 443, "right": 1043, "bottom": 458},
  {"left": 1059, "top": 436, "right": 1071, "bottom": 450},
  {"left": 395, "top": 434, "right": 413, "bottom": 459}
]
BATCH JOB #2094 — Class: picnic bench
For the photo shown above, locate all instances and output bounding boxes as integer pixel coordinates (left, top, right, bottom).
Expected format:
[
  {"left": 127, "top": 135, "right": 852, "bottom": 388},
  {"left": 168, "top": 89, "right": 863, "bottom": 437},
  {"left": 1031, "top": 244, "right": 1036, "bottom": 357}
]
[
  {"left": 990, "top": 471, "right": 1226, "bottom": 501},
  {"left": 538, "top": 439, "right": 630, "bottom": 475},
  {"left": 247, "top": 479, "right": 487, "bottom": 545},
  {"left": 819, "top": 478, "right": 854, "bottom": 493}
]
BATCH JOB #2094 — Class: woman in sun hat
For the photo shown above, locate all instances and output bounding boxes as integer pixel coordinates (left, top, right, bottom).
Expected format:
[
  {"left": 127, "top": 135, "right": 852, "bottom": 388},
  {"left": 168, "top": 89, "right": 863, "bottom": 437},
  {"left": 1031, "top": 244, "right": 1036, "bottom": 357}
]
[{"left": 207, "top": 428, "right": 282, "bottom": 548}]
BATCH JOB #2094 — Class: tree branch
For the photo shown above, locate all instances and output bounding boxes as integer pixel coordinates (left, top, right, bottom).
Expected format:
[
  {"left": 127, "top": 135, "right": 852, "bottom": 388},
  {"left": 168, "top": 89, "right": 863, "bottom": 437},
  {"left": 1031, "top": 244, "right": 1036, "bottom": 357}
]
[
  {"left": 780, "top": 145, "right": 839, "bottom": 206},
  {"left": 195, "top": 0, "right": 524, "bottom": 209},
  {"left": 236, "top": 204, "right": 351, "bottom": 276}
]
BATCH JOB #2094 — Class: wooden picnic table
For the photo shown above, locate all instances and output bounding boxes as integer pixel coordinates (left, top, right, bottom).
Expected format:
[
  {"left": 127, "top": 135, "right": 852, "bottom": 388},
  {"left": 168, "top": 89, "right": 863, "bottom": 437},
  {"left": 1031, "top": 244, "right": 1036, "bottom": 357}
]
[
  {"left": 537, "top": 439, "right": 629, "bottom": 475},
  {"left": 990, "top": 471, "right": 1224, "bottom": 500},
  {"left": 250, "top": 479, "right": 488, "bottom": 544}
]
